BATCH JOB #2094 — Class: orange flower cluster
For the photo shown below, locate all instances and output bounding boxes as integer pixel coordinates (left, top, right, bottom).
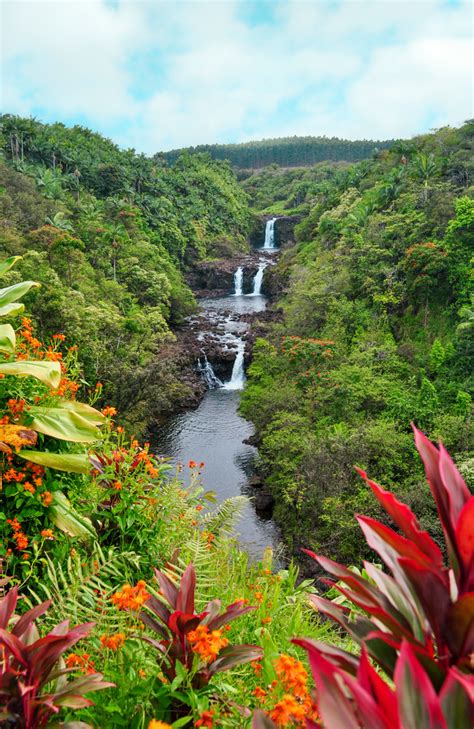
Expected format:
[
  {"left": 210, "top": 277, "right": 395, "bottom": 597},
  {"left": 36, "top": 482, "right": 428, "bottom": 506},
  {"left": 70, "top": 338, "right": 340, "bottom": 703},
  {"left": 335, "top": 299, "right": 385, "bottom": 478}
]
[
  {"left": 195, "top": 710, "right": 214, "bottom": 728},
  {"left": 40, "top": 529, "right": 54, "bottom": 540},
  {"left": 255, "top": 654, "right": 319, "bottom": 728},
  {"left": 42, "top": 491, "right": 53, "bottom": 506},
  {"left": 65, "top": 653, "right": 96, "bottom": 674},
  {"left": 7, "top": 518, "right": 28, "bottom": 552},
  {"left": 111, "top": 581, "right": 150, "bottom": 611},
  {"left": 4, "top": 459, "right": 49, "bottom": 504},
  {"left": 102, "top": 406, "right": 117, "bottom": 417},
  {"left": 187, "top": 624, "right": 228, "bottom": 663},
  {"left": 7, "top": 399, "right": 26, "bottom": 417},
  {"left": 148, "top": 721, "right": 172, "bottom": 729},
  {"left": 100, "top": 632, "right": 126, "bottom": 650}
]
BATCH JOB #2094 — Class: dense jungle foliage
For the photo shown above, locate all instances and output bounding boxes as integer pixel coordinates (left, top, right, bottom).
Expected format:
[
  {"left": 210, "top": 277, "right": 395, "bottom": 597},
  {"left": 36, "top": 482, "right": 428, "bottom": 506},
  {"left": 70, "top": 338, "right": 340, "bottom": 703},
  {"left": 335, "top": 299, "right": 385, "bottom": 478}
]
[
  {"left": 0, "top": 115, "right": 252, "bottom": 424},
  {"left": 159, "top": 136, "right": 394, "bottom": 169},
  {"left": 240, "top": 121, "right": 474, "bottom": 566}
]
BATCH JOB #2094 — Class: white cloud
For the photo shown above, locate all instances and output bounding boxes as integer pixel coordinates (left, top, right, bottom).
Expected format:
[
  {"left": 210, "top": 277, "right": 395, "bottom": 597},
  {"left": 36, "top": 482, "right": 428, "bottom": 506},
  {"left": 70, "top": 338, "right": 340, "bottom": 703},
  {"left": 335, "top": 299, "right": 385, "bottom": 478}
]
[{"left": 1, "top": 0, "right": 472, "bottom": 152}]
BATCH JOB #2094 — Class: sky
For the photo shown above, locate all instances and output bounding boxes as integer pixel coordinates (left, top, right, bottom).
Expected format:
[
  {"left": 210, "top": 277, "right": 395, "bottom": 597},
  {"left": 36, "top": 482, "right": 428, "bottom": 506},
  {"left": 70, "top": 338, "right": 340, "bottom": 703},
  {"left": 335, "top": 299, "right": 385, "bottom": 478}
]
[{"left": 1, "top": 0, "right": 473, "bottom": 154}]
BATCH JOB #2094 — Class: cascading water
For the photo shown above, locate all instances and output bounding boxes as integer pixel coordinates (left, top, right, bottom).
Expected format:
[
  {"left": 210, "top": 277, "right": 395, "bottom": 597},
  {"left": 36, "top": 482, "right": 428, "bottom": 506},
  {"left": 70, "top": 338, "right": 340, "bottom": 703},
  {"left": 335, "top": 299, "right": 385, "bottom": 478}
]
[
  {"left": 233, "top": 266, "right": 243, "bottom": 296},
  {"left": 249, "top": 262, "right": 266, "bottom": 296},
  {"left": 263, "top": 218, "right": 277, "bottom": 249},
  {"left": 197, "top": 355, "right": 223, "bottom": 389},
  {"left": 223, "top": 339, "right": 245, "bottom": 390}
]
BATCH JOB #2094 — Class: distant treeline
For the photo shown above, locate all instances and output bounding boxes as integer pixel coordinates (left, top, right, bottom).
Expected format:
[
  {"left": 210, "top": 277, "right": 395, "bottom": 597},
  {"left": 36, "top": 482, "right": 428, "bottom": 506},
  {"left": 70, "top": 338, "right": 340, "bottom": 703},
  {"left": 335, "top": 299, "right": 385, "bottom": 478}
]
[{"left": 158, "top": 136, "right": 395, "bottom": 169}]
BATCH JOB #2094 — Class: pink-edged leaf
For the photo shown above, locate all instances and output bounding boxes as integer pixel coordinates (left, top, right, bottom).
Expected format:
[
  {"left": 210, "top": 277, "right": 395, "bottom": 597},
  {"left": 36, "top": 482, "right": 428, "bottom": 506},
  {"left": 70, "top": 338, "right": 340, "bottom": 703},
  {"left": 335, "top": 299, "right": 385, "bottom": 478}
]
[
  {"left": 455, "top": 497, "right": 474, "bottom": 588},
  {"left": 11, "top": 600, "right": 51, "bottom": 639},
  {"left": 207, "top": 643, "right": 263, "bottom": 675},
  {"left": 292, "top": 637, "right": 359, "bottom": 675},
  {"left": 154, "top": 568, "right": 178, "bottom": 608},
  {"left": 141, "top": 594, "right": 170, "bottom": 627},
  {"left": 207, "top": 600, "right": 256, "bottom": 630},
  {"left": 342, "top": 672, "right": 395, "bottom": 729},
  {"left": 304, "top": 648, "right": 360, "bottom": 729},
  {"left": 356, "top": 467, "right": 443, "bottom": 566},
  {"left": 394, "top": 640, "right": 448, "bottom": 729},
  {"left": 363, "top": 630, "right": 400, "bottom": 677},
  {"left": 363, "top": 561, "right": 419, "bottom": 631},
  {"left": 357, "top": 645, "right": 398, "bottom": 724},
  {"left": 0, "top": 628, "right": 28, "bottom": 665},
  {"left": 252, "top": 710, "right": 276, "bottom": 728},
  {"left": 412, "top": 426, "right": 459, "bottom": 570},
  {"left": 357, "top": 515, "right": 435, "bottom": 569},
  {"left": 0, "top": 587, "right": 18, "bottom": 629},
  {"left": 53, "top": 672, "right": 115, "bottom": 701},
  {"left": 438, "top": 443, "right": 471, "bottom": 523},
  {"left": 445, "top": 592, "right": 474, "bottom": 658},
  {"left": 439, "top": 668, "right": 474, "bottom": 729},
  {"left": 176, "top": 563, "right": 196, "bottom": 615},
  {"left": 139, "top": 611, "right": 169, "bottom": 640},
  {"left": 397, "top": 557, "right": 451, "bottom": 647}
]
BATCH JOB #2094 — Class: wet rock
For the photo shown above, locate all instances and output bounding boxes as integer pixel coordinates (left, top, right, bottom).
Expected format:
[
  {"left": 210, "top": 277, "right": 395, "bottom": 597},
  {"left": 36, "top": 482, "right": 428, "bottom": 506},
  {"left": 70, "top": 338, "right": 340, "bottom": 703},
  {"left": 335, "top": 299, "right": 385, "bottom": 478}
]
[{"left": 254, "top": 489, "right": 275, "bottom": 513}]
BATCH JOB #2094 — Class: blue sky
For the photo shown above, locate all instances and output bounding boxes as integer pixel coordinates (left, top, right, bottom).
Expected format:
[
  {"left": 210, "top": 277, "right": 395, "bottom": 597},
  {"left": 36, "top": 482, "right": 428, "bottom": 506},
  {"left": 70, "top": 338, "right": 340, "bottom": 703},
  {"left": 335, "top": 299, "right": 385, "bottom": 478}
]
[{"left": 1, "top": 0, "right": 473, "bottom": 153}]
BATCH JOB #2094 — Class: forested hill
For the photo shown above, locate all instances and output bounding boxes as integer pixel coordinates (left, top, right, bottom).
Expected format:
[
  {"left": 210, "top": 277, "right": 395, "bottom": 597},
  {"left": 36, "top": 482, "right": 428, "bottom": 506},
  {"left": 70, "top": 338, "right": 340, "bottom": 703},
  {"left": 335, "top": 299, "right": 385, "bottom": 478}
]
[
  {"left": 158, "top": 135, "right": 395, "bottom": 169},
  {"left": 0, "top": 114, "right": 252, "bottom": 424}
]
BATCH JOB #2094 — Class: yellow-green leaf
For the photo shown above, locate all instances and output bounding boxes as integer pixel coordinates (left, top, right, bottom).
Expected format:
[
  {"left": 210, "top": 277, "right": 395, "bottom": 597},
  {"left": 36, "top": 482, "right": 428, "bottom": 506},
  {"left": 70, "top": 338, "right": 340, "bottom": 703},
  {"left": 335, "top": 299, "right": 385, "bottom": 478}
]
[
  {"left": 0, "top": 324, "right": 15, "bottom": 354},
  {"left": 48, "top": 491, "right": 95, "bottom": 539},
  {"left": 0, "top": 256, "right": 22, "bottom": 277},
  {"left": 28, "top": 406, "right": 102, "bottom": 443},
  {"left": 0, "top": 280, "right": 40, "bottom": 307},
  {"left": 0, "top": 302, "right": 25, "bottom": 318},
  {"left": 0, "top": 360, "right": 61, "bottom": 388},
  {"left": 56, "top": 399, "right": 106, "bottom": 425},
  {"left": 16, "top": 450, "right": 91, "bottom": 474}
]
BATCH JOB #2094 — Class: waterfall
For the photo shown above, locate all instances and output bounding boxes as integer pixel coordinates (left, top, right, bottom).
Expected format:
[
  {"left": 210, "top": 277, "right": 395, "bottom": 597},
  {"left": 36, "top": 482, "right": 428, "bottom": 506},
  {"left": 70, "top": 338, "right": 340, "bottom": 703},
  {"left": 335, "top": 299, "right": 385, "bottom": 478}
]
[
  {"left": 263, "top": 218, "right": 277, "bottom": 249},
  {"left": 233, "top": 266, "right": 243, "bottom": 296},
  {"left": 197, "top": 355, "right": 223, "bottom": 389},
  {"left": 249, "top": 262, "right": 266, "bottom": 296},
  {"left": 223, "top": 339, "right": 245, "bottom": 390}
]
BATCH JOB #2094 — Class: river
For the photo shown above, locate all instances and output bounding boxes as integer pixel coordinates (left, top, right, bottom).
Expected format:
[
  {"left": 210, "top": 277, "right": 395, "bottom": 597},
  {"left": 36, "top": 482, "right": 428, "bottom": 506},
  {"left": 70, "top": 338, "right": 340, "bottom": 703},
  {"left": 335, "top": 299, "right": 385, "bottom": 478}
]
[{"left": 154, "top": 221, "right": 281, "bottom": 560}]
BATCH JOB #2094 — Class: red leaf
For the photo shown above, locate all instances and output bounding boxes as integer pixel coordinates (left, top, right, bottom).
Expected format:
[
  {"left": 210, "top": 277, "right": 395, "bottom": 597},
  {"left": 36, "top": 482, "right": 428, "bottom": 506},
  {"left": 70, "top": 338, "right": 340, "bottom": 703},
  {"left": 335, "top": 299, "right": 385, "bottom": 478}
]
[
  {"left": 168, "top": 610, "right": 200, "bottom": 636},
  {"left": 394, "top": 640, "right": 448, "bottom": 729},
  {"left": 176, "top": 563, "right": 196, "bottom": 615},
  {"left": 357, "top": 515, "right": 435, "bottom": 570},
  {"left": 357, "top": 646, "right": 398, "bottom": 724},
  {"left": 356, "top": 467, "right": 443, "bottom": 566},
  {"left": 438, "top": 443, "right": 471, "bottom": 524},
  {"left": 0, "top": 586, "right": 18, "bottom": 630},
  {"left": 154, "top": 568, "right": 178, "bottom": 608},
  {"left": 303, "top": 648, "right": 361, "bottom": 729},
  {"left": 292, "top": 637, "right": 359, "bottom": 675},
  {"left": 208, "top": 643, "right": 263, "bottom": 675},
  {"left": 207, "top": 600, "right": 256, "bottom": 630},
  {"left": 439, "top": 669, "right": 474, "bottom": 729},
  {"left": 12, "top": 600, "right": 51, "bottom": 640},
  {"left": 0, "top": 628, "right": 28, "bottom": 665},
  {"left": 455, "top": 497, "right": 474, "bottom": 586},
  {"left": 445, "top": 592, "right": 474, "bottom": 658}
]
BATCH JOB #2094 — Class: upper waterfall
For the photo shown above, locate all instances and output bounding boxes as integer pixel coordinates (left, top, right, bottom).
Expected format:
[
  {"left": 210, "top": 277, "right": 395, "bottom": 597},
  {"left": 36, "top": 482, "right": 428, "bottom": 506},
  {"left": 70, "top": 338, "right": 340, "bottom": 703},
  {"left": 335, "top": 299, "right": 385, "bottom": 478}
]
[{"left": 263, "top": 218, "right": 277, "bottom": 249}]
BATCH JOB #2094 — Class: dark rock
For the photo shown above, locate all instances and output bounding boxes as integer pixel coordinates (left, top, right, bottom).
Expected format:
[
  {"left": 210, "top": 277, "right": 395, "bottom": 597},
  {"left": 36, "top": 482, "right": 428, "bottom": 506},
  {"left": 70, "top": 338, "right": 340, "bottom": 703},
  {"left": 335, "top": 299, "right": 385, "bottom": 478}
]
[{"left": 254, "top": 489, "right": 275, "bottom": 513}]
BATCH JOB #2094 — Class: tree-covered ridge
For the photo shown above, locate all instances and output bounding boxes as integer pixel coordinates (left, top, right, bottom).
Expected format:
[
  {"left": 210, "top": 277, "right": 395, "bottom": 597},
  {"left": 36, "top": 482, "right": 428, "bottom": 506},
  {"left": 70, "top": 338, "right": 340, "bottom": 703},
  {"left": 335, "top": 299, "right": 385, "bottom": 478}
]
[
  {"left": 0, "top": 115, "right": 253, "bottom": 424},
  {"left": 158, "top": 135, "right": 395, "bottom": 169},
  {"left": 240, "top": 120, "right": 474, "bottom": 565}
]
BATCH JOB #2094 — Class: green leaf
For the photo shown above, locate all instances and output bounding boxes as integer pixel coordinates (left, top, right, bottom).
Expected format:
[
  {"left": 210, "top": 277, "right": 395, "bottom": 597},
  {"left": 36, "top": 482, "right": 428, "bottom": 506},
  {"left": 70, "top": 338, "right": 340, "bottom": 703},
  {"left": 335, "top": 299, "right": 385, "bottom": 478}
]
[
  {"left": 48, "top": 491, "right": 96, "bottom": 539},
  {"left": 16, "top": 450, "right": 91, "bottom": 474},
  {"left": 0, "top": 302, "right": 25, "bottom": 318},
  {"left": 0, "top": 324, "right": 16, "bottom": 354},
  {"left": 0, "top": 360, "right": 61, "bottom": 388},
  {"left": 0, "top": 256, "right": 22, "bottom": 277},
  {"left": 0, "top": 280, "right": 40, "bottom": 307},
  {"left": 56, "top": 399, "right": 106, "bottom": 425},
  {"left": 29, "top": 406, "right": 102, "bottom": 443}
]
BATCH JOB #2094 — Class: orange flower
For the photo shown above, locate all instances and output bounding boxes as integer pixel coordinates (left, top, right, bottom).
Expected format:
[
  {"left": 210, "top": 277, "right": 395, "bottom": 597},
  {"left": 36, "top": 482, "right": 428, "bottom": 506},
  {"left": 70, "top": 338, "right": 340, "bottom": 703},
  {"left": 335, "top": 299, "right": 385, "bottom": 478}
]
[
  {"left": 65, "top": 653, "right": 96, "bottom": 674},
  {"left": 111, "top": 581, "right": 150, "bottom": 611},
  {"left": 23, "top": 481, "right": 36, "bottom": 494},
  {"left": 255, "top": 591, "right": 264, "bottom": 603},
  {"left": 40, "top": 529, "right": 54, "bottom": 540},
  {"left": 113, "top": 481, "right": 122, "bottom": 491},
  {"left": 53, "top": 333, "right": 66, "bottom": 341},
  {"left": 270, "top": 694, "right": 306, "bottom": 726},
  {"left": 261, "top": 617, "right": 272, "bottom": 625},
  {"left": 100, "top": 632, "right": 126, "bottom": 651},
  {"left": 274, "top": 654, "right": 309, "bottom": 698},
  {"left": 188, "top": 460, "right": 197, "bottom": 469},
  {"left": 148, "top": 721, "right": 172, "bottom": 729},
  {"left": 41, "top": 491, "right": 53, "bottom": 506},
  {"left": 195, "top": 504, "right": 203, "bottom": 512},
  {"left": 253, "top": 686, "right": 267, "bottom": 701},
  {"left": 102, "top": 406, "right": 117, "bottom": 417},
  {"left": 195, "top": 711, "right": 214, "bottom": 728},
  {"left": 187, "top": 624, "right": 228, "bottom": 663},
  {"left": 95, "top": 382, "right": 103, "bottom": 389}
]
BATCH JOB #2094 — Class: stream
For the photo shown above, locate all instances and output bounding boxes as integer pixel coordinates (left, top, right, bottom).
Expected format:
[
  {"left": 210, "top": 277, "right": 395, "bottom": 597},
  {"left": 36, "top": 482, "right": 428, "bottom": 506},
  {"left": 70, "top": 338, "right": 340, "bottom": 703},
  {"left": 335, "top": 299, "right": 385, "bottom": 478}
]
[{"left": 154, "top": 220, "right": 281, "bottom": 560}]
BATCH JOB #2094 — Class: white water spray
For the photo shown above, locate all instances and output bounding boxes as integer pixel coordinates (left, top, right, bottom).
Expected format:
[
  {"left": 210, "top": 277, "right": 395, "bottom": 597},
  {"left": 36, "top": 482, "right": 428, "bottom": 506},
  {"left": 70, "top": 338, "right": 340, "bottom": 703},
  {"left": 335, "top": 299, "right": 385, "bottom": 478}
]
[
  {"left": 197, "top": 355, "right": 223, "bottom": 389},
  {"left": 263, "top": 218, "right": 277, "bottom": 249},
  {"left": 223, "top": 339, "right": 245, "bottom": 390},
  {"left": 249, "top": 262, "right": 266, "bottom": 296},
  {"left": 233, "top": 266, "right": 243, "bottom": 296}
]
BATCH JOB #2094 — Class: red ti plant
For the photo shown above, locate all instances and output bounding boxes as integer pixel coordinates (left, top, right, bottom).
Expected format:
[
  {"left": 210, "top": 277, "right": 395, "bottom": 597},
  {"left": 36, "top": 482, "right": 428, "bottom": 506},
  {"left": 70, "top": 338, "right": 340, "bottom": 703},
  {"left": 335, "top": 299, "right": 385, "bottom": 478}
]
[
  {"left": 136, "top": 562, "right": 263, "bottom": 687},
  {"left": 289, "top": 425, "right": 474, "bottom": 728},
  {"left": 0, "top": 585, "right": 113, "bottom": 728}
]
